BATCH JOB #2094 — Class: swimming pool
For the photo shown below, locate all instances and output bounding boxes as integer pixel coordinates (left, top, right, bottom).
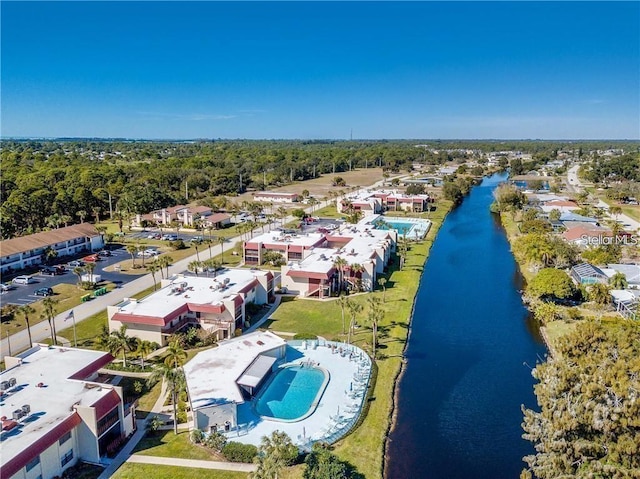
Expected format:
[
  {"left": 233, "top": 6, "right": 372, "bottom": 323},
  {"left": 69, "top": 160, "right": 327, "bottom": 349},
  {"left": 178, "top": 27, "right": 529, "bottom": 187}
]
[{"left": 255, "top": 365, "right": 328, "bottom": 422}]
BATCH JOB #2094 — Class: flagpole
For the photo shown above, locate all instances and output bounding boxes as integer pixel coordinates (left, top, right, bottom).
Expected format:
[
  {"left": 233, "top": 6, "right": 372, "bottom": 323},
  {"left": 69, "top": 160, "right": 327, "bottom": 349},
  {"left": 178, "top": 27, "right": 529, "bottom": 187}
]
[{"left": 70, "top": 311, "right": 77, "bottom": 347}]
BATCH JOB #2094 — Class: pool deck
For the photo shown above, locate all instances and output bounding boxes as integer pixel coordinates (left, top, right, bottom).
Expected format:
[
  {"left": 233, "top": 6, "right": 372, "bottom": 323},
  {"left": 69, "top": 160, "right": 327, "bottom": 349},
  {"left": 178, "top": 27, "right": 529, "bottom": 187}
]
[{"left": 226, "top": 340, "right": 372, "bottom": 450}]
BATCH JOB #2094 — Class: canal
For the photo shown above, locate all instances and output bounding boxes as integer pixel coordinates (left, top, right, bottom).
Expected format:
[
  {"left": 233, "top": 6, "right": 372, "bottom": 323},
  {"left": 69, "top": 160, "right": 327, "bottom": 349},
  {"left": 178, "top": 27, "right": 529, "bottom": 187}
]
[{"left": 385, "top": 173, "right": 547, "bottom": 478}]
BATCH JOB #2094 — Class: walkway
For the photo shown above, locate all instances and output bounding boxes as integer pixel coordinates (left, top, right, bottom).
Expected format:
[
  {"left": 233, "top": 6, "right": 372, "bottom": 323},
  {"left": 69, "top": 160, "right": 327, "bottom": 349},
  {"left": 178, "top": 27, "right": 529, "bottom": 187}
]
[{"left": 126, "top": 455, "right": 256, "bottom": 473}]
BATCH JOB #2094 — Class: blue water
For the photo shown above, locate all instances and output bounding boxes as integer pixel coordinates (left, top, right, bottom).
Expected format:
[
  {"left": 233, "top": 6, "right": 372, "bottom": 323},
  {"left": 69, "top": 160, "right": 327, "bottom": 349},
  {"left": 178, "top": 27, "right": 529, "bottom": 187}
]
[
  {"left": 385, "top": 173, "right": 546, "bottom": 479},
  {"left": 375, "top": 219, "right": 429, "bottom": 239},
  {"left": 255, "top": 366, "right": 325, "bottom": 421}
]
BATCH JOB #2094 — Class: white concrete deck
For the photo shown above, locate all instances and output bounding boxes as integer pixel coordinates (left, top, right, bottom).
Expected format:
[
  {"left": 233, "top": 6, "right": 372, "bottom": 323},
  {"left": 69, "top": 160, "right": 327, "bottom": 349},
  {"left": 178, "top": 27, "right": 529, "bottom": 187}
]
[{"left": 225, "top": 340, "right": 372, "bottom": 451}]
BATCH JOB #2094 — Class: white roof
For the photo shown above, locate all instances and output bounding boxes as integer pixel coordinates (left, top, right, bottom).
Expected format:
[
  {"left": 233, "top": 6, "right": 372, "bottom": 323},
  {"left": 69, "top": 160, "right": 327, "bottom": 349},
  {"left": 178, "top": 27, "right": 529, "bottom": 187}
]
[
  {"left": 114, "top": 269, "right": 266, "bottom": 319},
  {"left": 248, "top": 232, "right": 325, "bottom": 248},
  {"left": 237, "top": 355, "right": 278, "bottom": 388},
  {"left": 1, "top": 346, "right": 115, "bottom": 466},
  {"left": 183, "top": 331, "right": 285, "bottom": 408},
  {"left": 603, "top": 264, "right": 640, "bottom": 284}
]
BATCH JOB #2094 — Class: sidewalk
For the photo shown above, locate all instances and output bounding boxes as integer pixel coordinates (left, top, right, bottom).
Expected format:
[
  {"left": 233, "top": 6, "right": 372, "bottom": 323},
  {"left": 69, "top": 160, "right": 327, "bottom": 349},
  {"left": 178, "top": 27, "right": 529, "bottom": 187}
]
[{"left": 127, "top": 455, "right": 256, "bottom": 472}]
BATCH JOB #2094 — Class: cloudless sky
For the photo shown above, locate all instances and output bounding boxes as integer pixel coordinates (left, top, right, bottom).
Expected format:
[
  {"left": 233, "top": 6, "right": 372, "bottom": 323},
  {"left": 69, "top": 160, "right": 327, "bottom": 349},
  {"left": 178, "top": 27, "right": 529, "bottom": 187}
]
[{"left": 1, "top": 1, "right": 638, "bottom": 139}]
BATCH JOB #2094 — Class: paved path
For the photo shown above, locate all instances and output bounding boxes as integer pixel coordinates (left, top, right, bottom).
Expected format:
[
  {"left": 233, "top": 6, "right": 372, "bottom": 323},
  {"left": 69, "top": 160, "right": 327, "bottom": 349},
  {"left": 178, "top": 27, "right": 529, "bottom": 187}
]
[{"left": 127, "top": 455, "right": 256, "bottom": 472}]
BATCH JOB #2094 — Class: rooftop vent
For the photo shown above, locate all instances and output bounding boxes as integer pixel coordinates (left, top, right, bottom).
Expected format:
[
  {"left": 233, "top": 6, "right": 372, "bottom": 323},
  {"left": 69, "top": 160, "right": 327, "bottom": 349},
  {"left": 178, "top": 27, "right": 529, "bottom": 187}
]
[
  {"left": 12, "top": 409, "right": 24, "bottom": 421},
  {"left": 8, "top": 378, "right": 16, "bottom": 388},
  {"left": 21, "top": 404, "right": 30, "bottom": 415}
]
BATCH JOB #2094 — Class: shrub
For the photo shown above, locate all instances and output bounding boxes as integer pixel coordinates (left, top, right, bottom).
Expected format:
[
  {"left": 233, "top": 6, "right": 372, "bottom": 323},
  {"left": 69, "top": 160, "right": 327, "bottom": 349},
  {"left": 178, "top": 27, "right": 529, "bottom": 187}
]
[
  {"left": 190, "top": 429, "right": 205, "bottom": 444},
  {"left": 294, "top": 333, "right": 318, "bottom": 340},
  {"left": 222, "top": 442, "right": 258, "bottom": 463},
  {"left": 204, "top": 431, "right": 227, "bottom": 452},
  {"left": 169, "top": 239, "right": 186, "bottom": 250}
]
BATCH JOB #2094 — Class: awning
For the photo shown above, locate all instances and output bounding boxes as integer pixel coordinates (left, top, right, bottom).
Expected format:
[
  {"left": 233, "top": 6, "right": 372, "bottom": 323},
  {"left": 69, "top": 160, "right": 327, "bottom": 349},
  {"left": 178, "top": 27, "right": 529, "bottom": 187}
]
[{"left": 237, "top": 355, "right": 277, "bottom": 388}]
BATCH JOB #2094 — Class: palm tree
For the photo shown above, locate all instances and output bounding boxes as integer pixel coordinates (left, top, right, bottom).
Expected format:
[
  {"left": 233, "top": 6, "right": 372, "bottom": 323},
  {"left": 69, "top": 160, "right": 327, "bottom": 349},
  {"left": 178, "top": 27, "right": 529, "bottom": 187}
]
[
  {"left": 609, "top": 272, "right": 628, "bottom": 290},
  {"left": 347, "top": 301, "right": 363, "bottom": 345},
  {"left": 148, "top": 263, "right": 160, "bottom": 290},
  {"left": 164, "top": 340, "right": 187, "bottom": 369},
  {"left": 161, "top": 255, "right": 174, "bottom": 279},
  {"left": 41, "top": 297, "right": 59, "bottom": 345},
  {"left": 333, "top": 256, "right": 348, "bottom": 294},
  {"left": 136, "top": 340, "right": 155, "bottom": 369},
  {"left": 250, "top": 431, "right": 297, "bottom": 479},
  {"left": 203, "top": 258, "right": 221, "bottom": 277},
  {"left": 187, "top": 260, "right": 203, "bottom": 277},
  {"left": 76, "top": 210, "right": 88, "bottom": 223},
  {"left": 92, "top": 206, "right": 102, "bottom": 224},
  {"left": 17, "top": 304, "right": 36, "bottom": 348},
  {"left": 378, "top": 277, "right": 387, "bottom": 302},
  {"left": 73, "top": 266, "right": 86, "bottom": 286},
  {"left": 108, "top": 325, "right": 136, "bottom": 368},
  {"left": 609, "top": 206, "right": 623, "bottom": 221},
  {"left": 126, "top": 244, "right": 138, "bottom": 267},
  {"left": 85, "top": 262, "right": 97, "bottom": 283},
  {"left": 194, "top": 243, "right": 201, "bottom": 262},
  {"left": 337, "top": 295, "right": 350, "bottom": 335},
  {"left": 348, "top": 263, "right": 364, "bottom": 291},
  {"left": 218, "top": 237, "right": 226, "bottom": 264},
  {"left": 146, "top": 362, "right": 185, "bottom": 435}
]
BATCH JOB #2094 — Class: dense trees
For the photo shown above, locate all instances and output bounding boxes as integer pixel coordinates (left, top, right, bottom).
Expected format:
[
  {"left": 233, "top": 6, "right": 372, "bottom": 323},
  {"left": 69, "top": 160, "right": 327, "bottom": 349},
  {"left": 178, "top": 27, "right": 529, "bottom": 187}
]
[
  {"left": 527, "top": 268, "right": 576, "bottom": 300},
  {"left": 522, "top": 321, "right": 640, "bottom": 479}
]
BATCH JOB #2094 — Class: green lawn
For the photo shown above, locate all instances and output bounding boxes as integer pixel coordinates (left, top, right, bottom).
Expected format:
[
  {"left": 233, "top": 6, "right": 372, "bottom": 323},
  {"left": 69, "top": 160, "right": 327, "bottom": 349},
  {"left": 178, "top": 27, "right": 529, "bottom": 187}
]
[
  {"left": 111, "top": 463, "right": 248, "bottom": 479},
  {"left": 57, "top": 286, "right": 156, "bottom": 349},
  {"left": 133, "top": 430, "right": 222, "bottom": 461},
  {"left": 263, "top": 201, "right": 453, "bottom": 479},
  {"left": 3, "top": 281, "right": 118, "bottom": 337}
]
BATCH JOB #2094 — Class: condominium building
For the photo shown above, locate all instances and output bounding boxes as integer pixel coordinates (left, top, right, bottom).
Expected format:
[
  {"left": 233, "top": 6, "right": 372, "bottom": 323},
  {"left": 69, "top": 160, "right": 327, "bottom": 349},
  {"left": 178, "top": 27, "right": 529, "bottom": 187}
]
[
  {"left": 107, "top": 269, "right": 275, "bottom": 345},
  {"left": 0, "top": 345, "right": 134, "bottom": 479},
  {"left": 0, "top": 224, "right": 104, "bottom": 275}
]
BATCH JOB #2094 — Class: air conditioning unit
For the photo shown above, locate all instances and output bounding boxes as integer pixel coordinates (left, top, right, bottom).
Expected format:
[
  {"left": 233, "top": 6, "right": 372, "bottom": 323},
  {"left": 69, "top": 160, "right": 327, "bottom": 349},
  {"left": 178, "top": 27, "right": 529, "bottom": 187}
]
[
  {"left": 0, "top": 381, "right": 10, "bottom": 391},
  {"left": 8, "top": 378, "right": 16, "bottom": 388},
  {"left": 21, "top": 404, "right": 30, "bottom": 415},
  {"left": 12, "top": 409, "right": 23, "bottom": 421}
]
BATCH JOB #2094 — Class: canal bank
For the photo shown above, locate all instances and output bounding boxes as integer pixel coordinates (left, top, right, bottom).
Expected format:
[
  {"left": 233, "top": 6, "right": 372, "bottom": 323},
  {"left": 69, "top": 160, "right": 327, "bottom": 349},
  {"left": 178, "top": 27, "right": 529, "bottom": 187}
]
[{"left": 385, "top": 173, "right": 547, "bottom": 479}]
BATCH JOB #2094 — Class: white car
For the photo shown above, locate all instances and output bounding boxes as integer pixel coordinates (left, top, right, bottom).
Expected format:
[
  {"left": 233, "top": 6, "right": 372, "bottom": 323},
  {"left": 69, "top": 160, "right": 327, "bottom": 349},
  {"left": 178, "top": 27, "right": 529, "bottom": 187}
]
[
  {"left": 12, "top": 275, "right": 35, "bottom": 285},
  {"left": 137, "top": 249, "right": 159, "bottom": 257}
]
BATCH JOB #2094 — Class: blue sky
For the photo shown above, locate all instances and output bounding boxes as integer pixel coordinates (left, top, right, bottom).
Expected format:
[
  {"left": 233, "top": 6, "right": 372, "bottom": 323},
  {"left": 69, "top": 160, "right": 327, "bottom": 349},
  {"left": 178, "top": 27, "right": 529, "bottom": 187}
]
[{"left": 2, "top": 2, "right": 638, "bottom": 139}]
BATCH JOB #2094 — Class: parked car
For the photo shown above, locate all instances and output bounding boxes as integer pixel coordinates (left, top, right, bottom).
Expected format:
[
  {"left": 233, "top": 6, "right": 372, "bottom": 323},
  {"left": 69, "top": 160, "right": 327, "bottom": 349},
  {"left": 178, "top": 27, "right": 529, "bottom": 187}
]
[
  {"left": 97, "top": 250, "right": 112, "bottom": 257},
  {"left": 1, "top": 283, "right": 12, "bottom": 293},
  {"left": 68, "top": 260, "right": 85, "bottom": 268},
  {"left": 162, "top": 234, "right": 178, "bottom": 241},
  {"left": 54, "top": 265, "right": 66, "bottom": 273},
  {"left": 40, "top": 266, "right": 59, "bottom": 276},
  {"left": 34, "top": 287, "right": 54, "bottom": 297},
  {"left": 190, "top": 236, "right": 203, "bottom": 244},
  {"left": 137, "top": 249, "right": 159, "bottom": 257},
  {"left": 147, "top": 233, "right": 161, "bottom": 239},
  {"left": 83, "top": 255, "right": 99, "bottom": 263},
  {"left": 12, "top": 275, "right": 35, "bottom": 285}
]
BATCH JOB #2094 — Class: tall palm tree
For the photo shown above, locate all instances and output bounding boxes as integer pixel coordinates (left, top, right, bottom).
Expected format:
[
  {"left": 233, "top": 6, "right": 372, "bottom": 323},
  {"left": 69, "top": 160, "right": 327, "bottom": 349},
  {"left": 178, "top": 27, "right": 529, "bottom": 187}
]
[
  {"left": 159, "top": 255, "right": 173, "bottom": 279},
  {"left": 73, "top": 266, "right": 86, "bottom": 286},
  {"left": 136, "top": 340, "right": 154, "bottom": 369},
  {"left": 147, "top": 362, "right": 185, "bottom": 435},
  {"left": 17, "top": 304, "right": 36, "bottom": 348},
  {"left": 108, "top": 325, "right": 136, "bottom": 368},
  {"left": 347, "top": 301, "right": 363, "bottom": 345},
  {"left": 85, "top": 262, "right": 97, "bottom": 283},
  {"left": 333, "top": 256, "right": 348, "bottom": 294},
  {"left": 126, "top": 244, "right": 138, "bottom": 267},
  {"left": 148, "top": 263, "right": 160, "bottom": 290},
  {"left": 218, "top": 237, "right": 226, "bottom": 264},
  {"left": 378, "top": 277, "right": 387, "bottom": 302},
  {"left": 348, "top": 263, "right": 364, "bottom": 291},
  {"left": 164, "top": 340, "right": 187, "bottom": 369},
  {"left": 337, "top": 295, "right": 350, "bottom": 335},
  {"left": 41, "top": 297, "right": 59, "bottom": 345}
]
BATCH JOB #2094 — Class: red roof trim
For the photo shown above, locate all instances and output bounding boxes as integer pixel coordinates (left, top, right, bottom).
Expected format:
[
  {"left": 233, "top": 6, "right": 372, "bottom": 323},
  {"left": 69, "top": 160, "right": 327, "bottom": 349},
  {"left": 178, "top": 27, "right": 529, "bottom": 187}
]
[
  {"left": 68, "top": 352, "right": 114, "bottom": 380},
  {"left": 92, "top": 389, "right": 122, "bottom": 419},
  {"left": 187, "top": 303, "right": 225, "bottom": 314},
  {"left": 287, "top": 270, "right": 332, "bottom": 280},
  {"left": 111, "top": 313, "right": 167, "bottom": 326},
  {"left": 238, "top": 279, "right": 258, "bottom": 294},
  {"left": 0, "top": 413, "right": 82, "bottom": 479}
]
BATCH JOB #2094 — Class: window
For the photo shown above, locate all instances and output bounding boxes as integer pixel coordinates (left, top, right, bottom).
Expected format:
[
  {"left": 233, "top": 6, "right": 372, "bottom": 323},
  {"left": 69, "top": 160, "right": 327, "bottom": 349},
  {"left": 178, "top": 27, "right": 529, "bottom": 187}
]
[
  {"left": 61, "top": 450, "right": 74, "bottom": 467},
  {"left": 59, "top": 431, "right": 72, "bottom": 445},
  {"left": 25, "top": 456, "right": 40, "bottom": 472}
]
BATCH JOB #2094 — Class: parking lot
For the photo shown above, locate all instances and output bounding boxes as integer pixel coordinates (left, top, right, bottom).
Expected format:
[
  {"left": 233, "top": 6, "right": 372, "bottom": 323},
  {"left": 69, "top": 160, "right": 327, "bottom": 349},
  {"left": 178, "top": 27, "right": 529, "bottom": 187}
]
[{"left": 0, "top": 245, "right": 142, "bottom": 307}]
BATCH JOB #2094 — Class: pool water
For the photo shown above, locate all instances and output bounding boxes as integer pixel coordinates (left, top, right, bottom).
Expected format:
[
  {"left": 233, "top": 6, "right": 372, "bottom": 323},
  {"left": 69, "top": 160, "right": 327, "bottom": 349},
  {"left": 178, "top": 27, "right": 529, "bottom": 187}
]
[
  {"left": 373, "top": 217, "right": 430, "bottom": 240},
  {"left": 255, "top": 365, "right": 327, "bottom": 421}
]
